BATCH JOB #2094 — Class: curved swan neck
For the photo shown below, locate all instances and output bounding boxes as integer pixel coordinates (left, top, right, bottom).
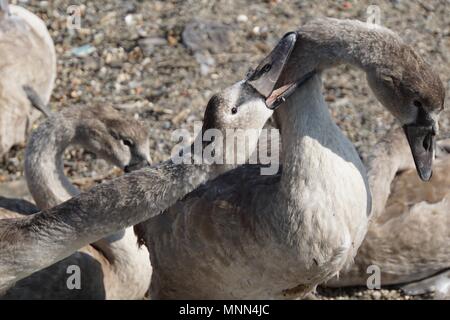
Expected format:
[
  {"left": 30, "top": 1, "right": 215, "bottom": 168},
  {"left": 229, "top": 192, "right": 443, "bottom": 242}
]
[
  {"left": 25, "top": 113, "right": 79, "bottom": 209},
  {"left": 274, "top": 74, "right": 370, "bottom": 225},
  {"left": 278, "top": 18, "right": 402, "bottom": 87},
  {"left": 0, "top": 162, "right": 216, "bottom": 287},
  {"left": 367, "top": 129, "right": 414, "bottom": 220},
  {"left": 366, "top": 156, "right": 397, "bottom": 222},
  {"left": 276, "top": 75, "right": 336, "bottom": 187}
]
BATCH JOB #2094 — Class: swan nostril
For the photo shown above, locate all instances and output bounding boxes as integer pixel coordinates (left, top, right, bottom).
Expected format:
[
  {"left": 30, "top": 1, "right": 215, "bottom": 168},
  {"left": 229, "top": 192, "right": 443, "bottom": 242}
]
[
  {"left": 261, "top": 63, "right": 271, "bottom": 74},
  {"left": 423, "top": 137, "right": 429, "bottom": 151},
  {"left": 423, "top": 133, "right": 432, "bottom": 151},
  {"left": 247, "top": 63, "right": 272, "bottom": 82}
]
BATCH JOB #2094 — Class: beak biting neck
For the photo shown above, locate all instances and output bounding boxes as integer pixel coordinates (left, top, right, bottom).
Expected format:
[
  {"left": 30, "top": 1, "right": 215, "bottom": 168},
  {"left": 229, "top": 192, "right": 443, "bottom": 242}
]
[{"left": 242, "top": 29, "right": 441, "bottom": 182}]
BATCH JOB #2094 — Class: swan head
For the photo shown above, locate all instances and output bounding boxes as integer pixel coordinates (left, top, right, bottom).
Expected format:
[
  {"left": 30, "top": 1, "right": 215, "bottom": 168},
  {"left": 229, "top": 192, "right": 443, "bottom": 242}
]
[
  {"left": 246, "top": 32, "right": 300, "bottom": 109},
  {"left": 72, "top": 105, "right": 151, "bottom": 172},
  {"left": 201, "top": 81, "right": 276, "bottom": 166},
  {"left": 251, "top": 27, "right": 444, "bottom": 182},
  {"left": 199, "top": 35, "right": 297, "bottom": 165},
  {"left": 366, "top": 47, "right": 445, "bottom": 181},
  {"left": 202, "top": 82, "right": 274, "bottom": 132}
]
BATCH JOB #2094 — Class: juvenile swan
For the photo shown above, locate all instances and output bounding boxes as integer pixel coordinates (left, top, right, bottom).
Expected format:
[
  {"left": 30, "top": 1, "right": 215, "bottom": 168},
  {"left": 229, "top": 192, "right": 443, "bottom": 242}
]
[
  {"left": 1, "top": 104, "right": 153, "bottom": 299},
  {"left": 0, "top": 61, "right": 286, "bottom": 295},
  {"left": 326, "top": 128, "right": 450, "bottom": 299},
  {"left": 0, "top": 1, "right": 56, "bottom": 156},
  {"left": 135, "top": 18, "right": 444, "bottom": 299}
]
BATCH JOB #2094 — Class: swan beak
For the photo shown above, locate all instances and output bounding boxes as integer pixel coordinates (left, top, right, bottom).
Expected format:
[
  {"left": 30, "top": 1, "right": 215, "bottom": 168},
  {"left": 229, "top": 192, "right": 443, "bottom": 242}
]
[
  {"left": 403, "top": 124, "right": 436, "bottom": 181},
  {"left": 246, "top": 32, "right": 298, "bottom": 109},
  {"left": 124, "top": 160, "right": 152, "bottom": 173}
]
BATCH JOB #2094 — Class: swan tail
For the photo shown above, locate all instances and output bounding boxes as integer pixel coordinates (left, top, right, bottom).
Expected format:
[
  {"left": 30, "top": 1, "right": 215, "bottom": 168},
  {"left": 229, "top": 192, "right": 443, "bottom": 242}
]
[{"left": 22, "top": 85, "right": 53, "bottom": 118}]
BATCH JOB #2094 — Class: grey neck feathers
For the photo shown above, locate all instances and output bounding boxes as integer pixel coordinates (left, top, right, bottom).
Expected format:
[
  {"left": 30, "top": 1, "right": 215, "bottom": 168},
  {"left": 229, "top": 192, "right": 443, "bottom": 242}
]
[
  {"left": 1, "top": 140, "right": 223, "bottom": 289},
  {"left": 25, "top": 114, "right": 79, "bottom": 210},
  {"left": 276, "top": 75, "right": 339, "bottom": 194},
  {"left": 278, "top": 18, "right": 402, "bottom": 86},
  {"left": 274, "top": 18, "right": 400, "bottom": 218},
  {"left": 366, "top": 130, "right": 413, "bottom": 220},
  {"left": 275, "top": 74, "right": 370, "bottom": 217},
  {"left": 22, "top": 111, "right": 151, "bottom": 293},
  {"left": 366, "top": 150, "right": 398, "bottom": 222}
]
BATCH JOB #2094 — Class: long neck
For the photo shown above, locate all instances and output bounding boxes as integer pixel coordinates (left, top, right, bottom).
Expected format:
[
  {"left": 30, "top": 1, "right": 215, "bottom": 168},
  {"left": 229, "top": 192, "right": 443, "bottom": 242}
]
[
  {"left": 274, "top": 74, "right": 370, "bottom": 224},
  {"left": 0, "top": 140, "right": 224, "bottom": 290},
  {"left": 23, "top": 114, "right": 151, "bottom": 293},
  {"left": 366, "top": 129, "right": 414, "bottom": 221},
  {"left": 277, "top": 18, "right": 402, "bottom": 87},
  {"left": 24, "top": 114, "right": 79, "bottom": 210},
  {"left": 273, "top": 18, "right": 401, "bottom": 218},
  {"left": 276, "top": 75, "right": 336, "bottom": 192}
]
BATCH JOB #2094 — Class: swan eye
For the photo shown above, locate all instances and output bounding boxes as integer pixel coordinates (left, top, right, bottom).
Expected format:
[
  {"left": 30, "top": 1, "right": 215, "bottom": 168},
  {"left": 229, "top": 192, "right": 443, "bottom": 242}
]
[
  {"left": 109, "top": 130, "right": 120, "bottom": 140},
  {"left": 413, "top": 100, "right": 423, "bottom": 108},
  {"left": 122, "top": 139, "right": 134, "bottom": 147},
  {"left": 231, "top": 107, "right": 238, "bottom": 114}
]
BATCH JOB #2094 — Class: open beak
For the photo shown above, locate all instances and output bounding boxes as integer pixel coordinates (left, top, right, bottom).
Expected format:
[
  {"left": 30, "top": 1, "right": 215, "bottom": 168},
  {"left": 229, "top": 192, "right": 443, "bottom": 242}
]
[
  {"left": 246, "top": 32, "right": 299, "bottom": 110},
  {"left": 403, "top": 124, "right": 436, "bottom": 181}
]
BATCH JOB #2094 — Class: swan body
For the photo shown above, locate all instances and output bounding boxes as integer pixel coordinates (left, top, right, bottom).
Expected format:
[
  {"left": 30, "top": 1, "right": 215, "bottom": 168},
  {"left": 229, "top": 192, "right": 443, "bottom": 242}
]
[
  {"left": 0, "top": 76, "right": 279, "bottom": 296},
  {"left": 141, "top": 75, "right": 369, "bottom": 299},
  {"left": 0, "top": 2, "right": 56, "bottom": 156},
  {"left": 134, "top": 18, "right": 444, "bottom": 299}
]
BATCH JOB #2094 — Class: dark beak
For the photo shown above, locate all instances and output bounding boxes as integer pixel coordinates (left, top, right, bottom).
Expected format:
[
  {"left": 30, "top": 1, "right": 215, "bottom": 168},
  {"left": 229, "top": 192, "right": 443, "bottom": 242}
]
[
  {"left": 246, "top": 32, "right": 298, "bottom": 109},
  {"left": 124, "top": 160, "right": 151, "bottom": 173},
  {"left": 403, "top": 124, "right": 436, "bottom": 181}
]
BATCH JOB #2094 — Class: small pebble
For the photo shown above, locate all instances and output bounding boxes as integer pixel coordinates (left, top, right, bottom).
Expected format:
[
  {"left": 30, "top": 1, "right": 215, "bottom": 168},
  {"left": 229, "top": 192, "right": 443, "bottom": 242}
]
[
  {"left": 237, "top": 14, "right": 248, "bottom": 23},
  {"left": 71, "top": 44, "right": 96, "bottom": 57}
]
